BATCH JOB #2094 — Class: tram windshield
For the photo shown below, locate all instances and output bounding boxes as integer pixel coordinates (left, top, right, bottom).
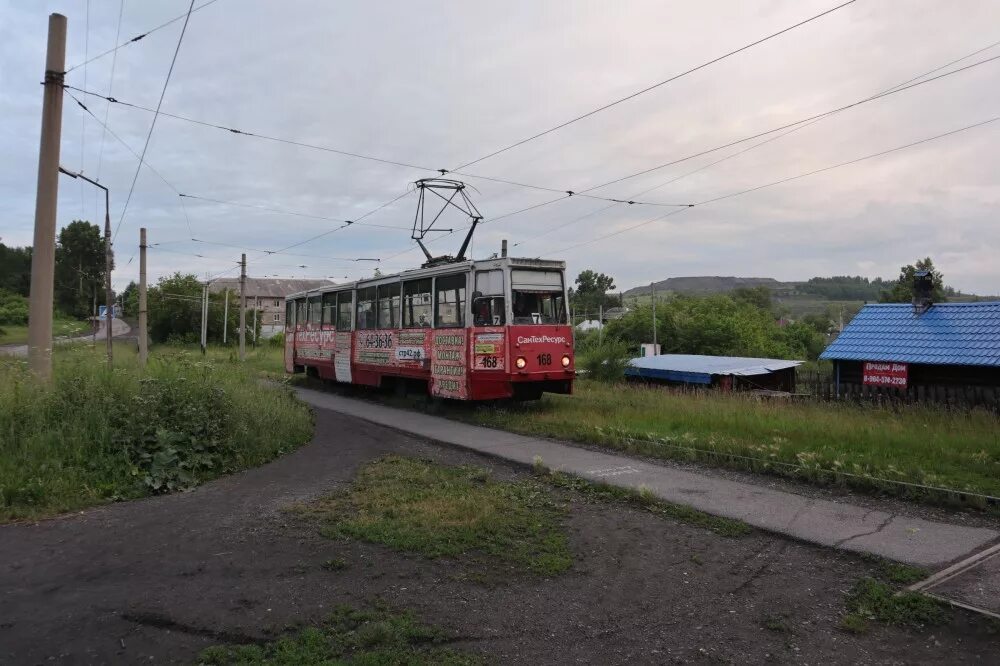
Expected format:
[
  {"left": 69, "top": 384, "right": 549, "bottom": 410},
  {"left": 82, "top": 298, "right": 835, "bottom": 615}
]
[{"left": 510, "top": 269, "right": 566, "bottom": 325}]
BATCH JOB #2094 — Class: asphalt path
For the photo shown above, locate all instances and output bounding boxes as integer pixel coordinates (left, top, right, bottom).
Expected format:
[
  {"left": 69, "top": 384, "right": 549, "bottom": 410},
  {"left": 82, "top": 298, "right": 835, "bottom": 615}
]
[
  {"left": 0, "top": 318, "right": 131, "bottom": 358},
  {"left": 2, "top": 408, "right": 997, "bottom": 664},
  {"left": 294, "top": 387, "right": 1000, "bottom": 569}
]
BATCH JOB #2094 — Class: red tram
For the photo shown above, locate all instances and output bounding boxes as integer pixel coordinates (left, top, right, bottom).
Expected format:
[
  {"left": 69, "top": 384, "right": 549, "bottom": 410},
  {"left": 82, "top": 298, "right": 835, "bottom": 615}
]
[{"left": 285, "top": 256, "right": 574, "bottom": 400}]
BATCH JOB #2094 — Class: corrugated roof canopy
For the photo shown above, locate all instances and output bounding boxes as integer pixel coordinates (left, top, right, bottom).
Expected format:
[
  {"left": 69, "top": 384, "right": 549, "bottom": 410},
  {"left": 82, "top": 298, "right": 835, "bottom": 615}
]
[
  {"left": 624, "top": 354, "right": 802, "bottom": 384},
  {"left": 819, "top": 302, "right": 1000, "bottom": 367}
]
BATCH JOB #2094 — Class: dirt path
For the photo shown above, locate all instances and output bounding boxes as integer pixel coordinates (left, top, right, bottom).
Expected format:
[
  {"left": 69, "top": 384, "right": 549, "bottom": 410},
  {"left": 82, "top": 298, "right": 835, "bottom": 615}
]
[
  {"left": 1, "top": 409, "right": 995, "bottom": 664},
  {"left": 0, "top": 318, "right": 131, "bottom": 358}
]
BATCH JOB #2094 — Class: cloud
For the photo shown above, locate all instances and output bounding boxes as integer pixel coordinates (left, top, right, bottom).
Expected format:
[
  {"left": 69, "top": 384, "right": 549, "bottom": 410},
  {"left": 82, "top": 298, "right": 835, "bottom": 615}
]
[{"left": 1, "top": 0, "right": 998, "bottom": 294}]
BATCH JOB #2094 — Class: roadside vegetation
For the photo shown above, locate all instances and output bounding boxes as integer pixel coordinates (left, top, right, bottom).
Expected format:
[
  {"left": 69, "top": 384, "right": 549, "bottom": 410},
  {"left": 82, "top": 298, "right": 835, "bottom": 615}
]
[
  {"left": 465, "top": 379, "right": 1000, "bottom": 505},
  {"left": 840, "top": 560, "right": 946, "bottom": 634},
  {"left": 200, "top": 603, "right": 480, "bottom": 665},
  {"left": 293, "top": 455, "right": 574, "bottom": 576},
  {"left": 0, "top": 287, "right": 88, "bottom": 345},
  {"left": 0, "top": 343, "right": 311, "bottom": 523}
]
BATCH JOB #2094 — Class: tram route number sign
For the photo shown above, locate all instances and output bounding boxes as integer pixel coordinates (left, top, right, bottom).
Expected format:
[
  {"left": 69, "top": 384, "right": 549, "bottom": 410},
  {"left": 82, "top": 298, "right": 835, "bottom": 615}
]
[{"left": 862, "top": 361, "right": 908, "bottom": 389}]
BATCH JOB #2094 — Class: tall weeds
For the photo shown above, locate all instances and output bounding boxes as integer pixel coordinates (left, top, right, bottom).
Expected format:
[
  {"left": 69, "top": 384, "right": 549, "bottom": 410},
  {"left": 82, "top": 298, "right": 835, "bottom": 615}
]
[{"left": 0, "top": 345, "right": 312, "bottom": 522}]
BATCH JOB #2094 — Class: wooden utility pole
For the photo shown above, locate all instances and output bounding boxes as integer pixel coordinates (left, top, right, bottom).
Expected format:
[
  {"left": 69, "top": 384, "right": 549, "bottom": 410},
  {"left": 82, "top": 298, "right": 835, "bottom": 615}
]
[
  {"left": 138, "top": 227, "right": 148, "bottom": 367},
  {"left": 222, "top": 288, "right": 229, "bottom": 344},
  {"left": 200, "top": 282, "right": 208, "bottom": 355},
  {"left": 239, "top": 254, "right": 246, "bottom": 360},
  {"left": 27, "top": 13, "right": 67, "bottom": 381}
]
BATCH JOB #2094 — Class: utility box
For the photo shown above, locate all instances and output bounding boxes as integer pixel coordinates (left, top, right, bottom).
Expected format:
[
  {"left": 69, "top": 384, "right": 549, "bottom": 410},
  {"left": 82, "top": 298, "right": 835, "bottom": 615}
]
[{"left": 640, "top": 343, "right": 661, "bottom": 357}]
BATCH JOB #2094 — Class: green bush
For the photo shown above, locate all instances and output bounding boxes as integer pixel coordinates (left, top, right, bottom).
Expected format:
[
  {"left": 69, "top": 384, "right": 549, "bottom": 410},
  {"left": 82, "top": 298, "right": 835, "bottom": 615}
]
[
  {"left": 578, "top": 339, "right": 633, "bottom": 382},
  {"left": 0, "top": 346, "right": 313, "bottom": 521},
  {"left": 0, "top": 289, "right": 28, "bottom": 326},
  {"left": 269, "top": 331, "right": 285, "bottom": 348}
]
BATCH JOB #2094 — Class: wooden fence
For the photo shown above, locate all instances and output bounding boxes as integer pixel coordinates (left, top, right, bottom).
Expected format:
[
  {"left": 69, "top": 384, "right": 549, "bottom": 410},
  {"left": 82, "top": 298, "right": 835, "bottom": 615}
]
[{"left": 797, "top": 372, "right": 1000, "bottom": 411}]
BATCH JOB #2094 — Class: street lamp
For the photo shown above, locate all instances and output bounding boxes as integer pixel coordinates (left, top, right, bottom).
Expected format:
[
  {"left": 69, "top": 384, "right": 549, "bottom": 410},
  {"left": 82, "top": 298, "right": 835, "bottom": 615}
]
[{"left": 58, "top": 166, "right": 113, "bottom": 366}]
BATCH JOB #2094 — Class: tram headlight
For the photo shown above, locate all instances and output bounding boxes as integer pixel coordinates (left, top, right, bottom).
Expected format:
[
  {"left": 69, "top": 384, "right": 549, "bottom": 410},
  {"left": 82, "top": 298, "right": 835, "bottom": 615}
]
[
  {"left": 561, "top": 355, "right": 571, "bottom": 368},
  {"left": 515, "top": 356, "right": 527, "bottom": 369}
]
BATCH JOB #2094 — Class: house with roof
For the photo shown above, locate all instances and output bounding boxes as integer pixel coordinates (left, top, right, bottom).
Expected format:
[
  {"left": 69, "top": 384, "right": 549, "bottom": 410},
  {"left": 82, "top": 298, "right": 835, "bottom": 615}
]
[
  {"left": 819, "top": 300, "right": 1000, "bottom": 397},
  {"left": 626, "top": 353, "right": 803, "bottom": 392},
  {"left": 208, "top": 277, "right": 333, "bottom": 338}
]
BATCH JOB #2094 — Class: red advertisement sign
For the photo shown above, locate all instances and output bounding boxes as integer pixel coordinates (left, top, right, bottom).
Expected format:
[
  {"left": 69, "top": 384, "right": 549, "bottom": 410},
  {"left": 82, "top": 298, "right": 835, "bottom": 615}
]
[{"left": 863, "top": 361, "right": 908, "bottom": 389}]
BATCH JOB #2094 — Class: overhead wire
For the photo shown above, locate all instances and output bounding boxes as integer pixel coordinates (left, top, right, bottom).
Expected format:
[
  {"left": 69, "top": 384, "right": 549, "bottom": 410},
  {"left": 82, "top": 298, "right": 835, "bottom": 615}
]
[
  {"left": 64, "top": 0, "right": 222, "bottom": 73},
  {"left": 62, "top": 85, "right": 693, "bottom": 209},
  {"left": 511, "top": 37, "right": 1000, "bottom": 249},
  {"left": 94, "top": 0, "right": 126, "bottom": 219},
  {"left": 544, "top": 114, "right": 1000, "bottom": 257},
  {"left": 448, "top": 0, "right": 858, "bottom": 172},
  {"left": 573, "top": 53, "right": 1000, "bottom": 196},
  {"left": 114, "top": 0, "right": 196, "bottom": 243}
]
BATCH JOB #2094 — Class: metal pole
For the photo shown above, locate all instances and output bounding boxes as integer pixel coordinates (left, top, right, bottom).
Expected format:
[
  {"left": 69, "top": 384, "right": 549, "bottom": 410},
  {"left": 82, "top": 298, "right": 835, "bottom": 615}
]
[
  {"left": 222, "top": 288, "right": 228, "bottom": 344},
  {"left": 651, "top": 282, "right": 657, "bottom": 353},
  {"left": 200, "top": 282, "right": 208, "bottom": 355},
  {"left": 103, "top": 188, "right": 113, "bottom": 366},
  {"left": 252, "top": 296, "right": 258, "bottom": 348},
  {"left": 598, "top": 304, "right": 603, "bottom": 344},
  {"left": 27, "top": 13, "right": 67, "bottom": 381},
  {"left": 239, "top": 254, "right": 246, "bottom": 361},
  {"left": 138, "top": 227, "right": 148, "bottom": 367}
]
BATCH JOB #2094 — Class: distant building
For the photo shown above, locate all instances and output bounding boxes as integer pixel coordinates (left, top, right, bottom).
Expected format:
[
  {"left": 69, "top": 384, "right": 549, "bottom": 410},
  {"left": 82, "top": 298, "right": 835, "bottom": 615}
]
[
  {"left": 208, "top": 277, "right": 333, "bottom": 337},
  {"left": 602, "top": 306, "right": 629, "bottom": 322},
  {"left": 625, "top": 354, "right": 802, "bottom": 392},
  {"left": 576, "top": 319, "right": 603, "bottom": 332},
  {"left": 819, "top": 301, "right": 1000, "bottom": 396}
]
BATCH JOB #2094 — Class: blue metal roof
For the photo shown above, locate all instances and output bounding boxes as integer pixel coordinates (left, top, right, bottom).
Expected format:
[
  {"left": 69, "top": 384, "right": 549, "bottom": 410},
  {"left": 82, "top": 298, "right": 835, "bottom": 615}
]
[
  {"left": 625, "top": 354, "right": 802, "bottom": 384},
  {"left": 819, "top": 302, "right": 1000, "bottom": 367}
]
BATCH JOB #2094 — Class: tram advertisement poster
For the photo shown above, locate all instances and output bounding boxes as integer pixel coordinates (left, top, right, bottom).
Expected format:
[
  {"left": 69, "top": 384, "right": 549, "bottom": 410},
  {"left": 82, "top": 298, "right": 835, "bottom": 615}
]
[
  {"left": 432, "top": 331, "right": 467, "bottom": 399},
  {"left": 472, "top": 330, "right": 505, "bottom": 371},
  {"left": 295, "top": 330, "right": 335, "bottom": 361},
  {"left": 354, "top": 330, "right": 429, "bottom": 368},
  {"left": 334, "top": 331, "right": 352, "bottom": 383}
]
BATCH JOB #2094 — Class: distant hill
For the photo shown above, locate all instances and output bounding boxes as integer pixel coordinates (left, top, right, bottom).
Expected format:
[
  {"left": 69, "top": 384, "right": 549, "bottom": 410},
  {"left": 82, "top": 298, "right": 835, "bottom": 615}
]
[{"left": 624, "top": 276, "right": 786, "bottom": 297}]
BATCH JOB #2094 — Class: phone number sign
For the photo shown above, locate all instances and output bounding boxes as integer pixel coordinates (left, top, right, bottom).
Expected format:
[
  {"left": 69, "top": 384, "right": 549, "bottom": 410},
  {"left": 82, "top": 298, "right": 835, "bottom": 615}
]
[{"left": 863, "top": 361, "right": 908, "bottom": 389}]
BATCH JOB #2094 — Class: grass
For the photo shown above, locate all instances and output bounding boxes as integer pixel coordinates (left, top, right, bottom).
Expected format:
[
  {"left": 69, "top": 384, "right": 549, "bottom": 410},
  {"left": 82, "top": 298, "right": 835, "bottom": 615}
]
[
  {"left": 294, "top": 456, "right": 573, "bottom": 576},
  {"left": 200, "top": 603, "right": 480, "bottom": 665},
  {"left": 840, "top": 577, "right": 948, "bottom": 634},
  {"left": 0, "top": 318, "right": 89, "bottom": 345},
  {"left": 539, "top": 467, "right": 751, "bottom": 537},
  {"left": 0, "top": 343, "right": 312, "bottom": 523},
  {"left": 464, "top": 380, "right": 1000, "bottom": 505}
]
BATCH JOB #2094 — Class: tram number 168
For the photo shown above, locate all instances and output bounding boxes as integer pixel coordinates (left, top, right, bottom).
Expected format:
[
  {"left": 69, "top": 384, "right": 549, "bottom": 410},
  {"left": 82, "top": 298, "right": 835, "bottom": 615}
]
[{"left": 536, "top": 353, "right": 552, "bottom": 366}]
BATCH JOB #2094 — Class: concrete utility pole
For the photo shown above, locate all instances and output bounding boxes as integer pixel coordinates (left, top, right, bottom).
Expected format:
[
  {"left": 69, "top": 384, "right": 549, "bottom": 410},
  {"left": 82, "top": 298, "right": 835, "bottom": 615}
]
[
  {"left": 138, "top": 227, "right": 148, "bottom": 367},
  {"left": 239, "top": 254, "right": 246, "bottom": 361},
  {"left": 222, "top": 288, "right": 229, "bottom": 344},
  {"left": 103, "top": 191, "right": 113, "bottom": 366},
  {"left": 200, "top": 282, "right": 208, "bottom": 355},
  {"left": 651, "top": 282, "right": 657, "bottom": 352},
  {"left": 252, "top": 296, "right": 259, "bottom": 348},
  {"left": 27, "top": 13, "right": 67, "bottom": 381}
]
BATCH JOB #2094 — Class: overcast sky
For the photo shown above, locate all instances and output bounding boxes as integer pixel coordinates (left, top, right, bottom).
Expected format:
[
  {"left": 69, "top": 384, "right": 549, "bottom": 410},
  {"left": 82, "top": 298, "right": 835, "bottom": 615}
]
[{"left": 2, "top": 0, "right": 998, "bottom": 294}]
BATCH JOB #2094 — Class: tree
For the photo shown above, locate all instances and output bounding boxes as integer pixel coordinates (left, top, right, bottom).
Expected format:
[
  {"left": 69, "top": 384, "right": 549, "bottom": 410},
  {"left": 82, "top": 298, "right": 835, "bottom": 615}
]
[
  {"left": 880, "top": 257, "right": 947, "bottom": 303},
  {"left": 571, "top": 269, "right": 619, "bottom": 315},
  {"left": 732, "top": 286, "right": 772, "bottom": 312},
  {"left": 147, "top": 273, "right": 258, "bottom": 344},
  {"left": 121, "top": 281, "right": 139, "bottom": 317},
  {"left": 54, "top": 220, "right": 110, "bottom": 318},
  {"left": 0, "top": 243, "right": 32, "bottom": 296}
]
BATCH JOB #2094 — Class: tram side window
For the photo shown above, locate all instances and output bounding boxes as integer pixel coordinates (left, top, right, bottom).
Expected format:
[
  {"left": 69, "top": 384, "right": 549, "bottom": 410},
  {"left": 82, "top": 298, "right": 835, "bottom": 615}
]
[
  {"left": 321, "top": 292, "right": 336, "bottom": 327},
  {"left": 337, "top": 291, "right": 353, "bottom": 331},
  {"left": 377, "top": 283, "right": 400, "bottom": 329},
  {"left": 295, "top": 299, "right": 308, "bottom": 329},
  {"left": 402, "top": 279, "right": 432, "bottom": 328},
  {"left": 308, "top": 295, "right": 323, "bottom": 326},
  {"left": 435, "top": 274, "right": 466, "bottom": 328},
  {"left": 356, "top": 287, "right": 376, "bottom": 330},
  {"left": 285, "top": 300, "right": 295, "bottom": 330}
]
